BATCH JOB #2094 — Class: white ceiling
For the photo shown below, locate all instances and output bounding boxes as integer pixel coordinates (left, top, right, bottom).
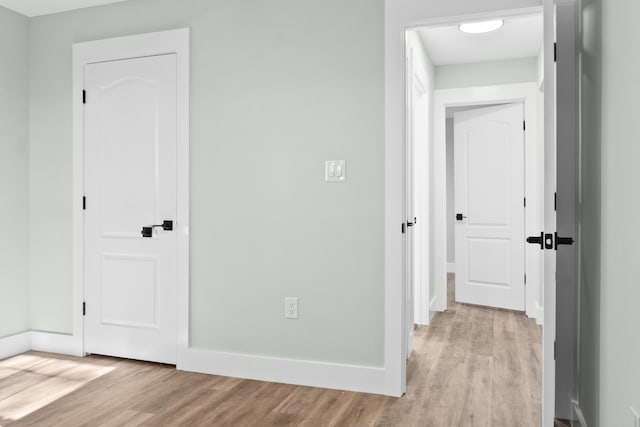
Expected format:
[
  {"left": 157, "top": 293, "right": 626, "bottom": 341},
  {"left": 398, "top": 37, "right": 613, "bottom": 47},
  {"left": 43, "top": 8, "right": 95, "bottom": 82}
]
[
  {"left": 0, "top": 0, "right": 129, "bottom": 17},
  {"left": 417, "top": 14, "right": 543, "bottom": 66}
]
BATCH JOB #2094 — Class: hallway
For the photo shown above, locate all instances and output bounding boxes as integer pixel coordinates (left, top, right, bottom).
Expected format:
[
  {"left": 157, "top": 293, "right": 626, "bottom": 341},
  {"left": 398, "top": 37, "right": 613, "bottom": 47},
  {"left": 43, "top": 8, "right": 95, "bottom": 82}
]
[{"left": 379, "top": 273, "right": 542, "bottom": 425}]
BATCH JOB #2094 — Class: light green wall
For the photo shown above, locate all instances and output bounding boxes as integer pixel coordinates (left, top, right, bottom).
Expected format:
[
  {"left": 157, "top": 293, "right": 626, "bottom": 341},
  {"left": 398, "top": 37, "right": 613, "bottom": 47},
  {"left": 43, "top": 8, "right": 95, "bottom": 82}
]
[
  {"left": 0, "top": 6, "right": 30, "bottom": 338},
  {"left": 435, "top": 57, "right": 538, "bottom": 90},
  {"left": 28, "top": 0, "right": 384, "bottom": 366},
  {"left": 577, "top": 0, "right": 601, "bottom": 423},
  {"left": 599, "top": 0, "right": 640, "bottom": 424}
]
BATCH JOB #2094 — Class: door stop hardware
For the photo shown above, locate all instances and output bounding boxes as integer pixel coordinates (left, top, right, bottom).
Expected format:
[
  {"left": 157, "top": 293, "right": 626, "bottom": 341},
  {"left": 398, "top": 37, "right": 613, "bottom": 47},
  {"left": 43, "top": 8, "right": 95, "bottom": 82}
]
[{"left": 141, "top": 220, "right": 173, "bottom": 238}]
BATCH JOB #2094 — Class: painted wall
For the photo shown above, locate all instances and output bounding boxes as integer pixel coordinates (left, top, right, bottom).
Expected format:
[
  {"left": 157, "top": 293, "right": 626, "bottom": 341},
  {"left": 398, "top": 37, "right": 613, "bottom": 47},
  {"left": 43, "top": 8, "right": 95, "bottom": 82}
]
[
  {"left": 598, "top": 0, "right": 640, "bottom": 424},
  {"left": 28, "top": 0, "right": 384, "bottom": 366},
  {"left": 0, "top": 6, "right": 30, "bottom": 338},
  {"left": 576, "top": 0, "right": 601, "bottom": 423},
  {"left": 434, "top": 57, "right": 538, "bottom": 90}
]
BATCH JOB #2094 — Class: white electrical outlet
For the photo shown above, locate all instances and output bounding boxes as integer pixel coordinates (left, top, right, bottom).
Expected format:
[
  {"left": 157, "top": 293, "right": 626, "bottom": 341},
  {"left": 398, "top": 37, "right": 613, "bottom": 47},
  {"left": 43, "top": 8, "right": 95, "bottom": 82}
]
[
  {"left": 631, "top": 407, "right": 639, "bottom": 427},
  {"left": 285, "top": 297, "right": 298, "bottom": 319}
]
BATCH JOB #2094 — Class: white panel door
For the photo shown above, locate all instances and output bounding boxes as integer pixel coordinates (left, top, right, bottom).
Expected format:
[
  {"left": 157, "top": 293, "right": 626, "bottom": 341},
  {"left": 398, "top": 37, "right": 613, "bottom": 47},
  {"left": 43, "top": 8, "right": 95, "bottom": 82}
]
[
  {"left": 84, "top": 54, "right": 178, "bottom": 364},
  {"left": 454, "top": 103, "right": 525, "bottom": 311}
]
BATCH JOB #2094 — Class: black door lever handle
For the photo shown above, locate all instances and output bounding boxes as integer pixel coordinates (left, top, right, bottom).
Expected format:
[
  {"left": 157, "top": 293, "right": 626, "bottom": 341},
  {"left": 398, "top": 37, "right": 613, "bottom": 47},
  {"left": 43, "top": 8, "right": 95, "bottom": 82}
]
[
  {"left": 141, "top": 220, "right": 173, "bottom": 238},
  {"left": 526, "top": 232, "right": 544, "bottom": 250},
  {"left": 555, "top": 232, "right": 574, "bottom": 250}
]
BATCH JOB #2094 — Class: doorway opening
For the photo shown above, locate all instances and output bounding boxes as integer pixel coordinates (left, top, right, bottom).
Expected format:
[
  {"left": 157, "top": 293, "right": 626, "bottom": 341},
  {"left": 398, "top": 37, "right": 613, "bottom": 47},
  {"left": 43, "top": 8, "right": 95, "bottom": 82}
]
[{"left": 401, "top": 8, "right": 548, "bottom": 424}]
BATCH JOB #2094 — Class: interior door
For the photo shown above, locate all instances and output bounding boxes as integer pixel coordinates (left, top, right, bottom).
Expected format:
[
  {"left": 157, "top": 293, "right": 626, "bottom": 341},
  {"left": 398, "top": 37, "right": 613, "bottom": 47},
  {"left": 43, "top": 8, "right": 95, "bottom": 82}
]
[
  {"left": 84, "top": 54, "right": 178, "bottom": 365},
  {"left": 404, "top": 50, "right": 415, "bottom": 359},
  {"left": 412, "top": 78, "right": 429, "bottom": 326},
  {"left": 454, "top": 103, "right": 525, "bottom": 311}
]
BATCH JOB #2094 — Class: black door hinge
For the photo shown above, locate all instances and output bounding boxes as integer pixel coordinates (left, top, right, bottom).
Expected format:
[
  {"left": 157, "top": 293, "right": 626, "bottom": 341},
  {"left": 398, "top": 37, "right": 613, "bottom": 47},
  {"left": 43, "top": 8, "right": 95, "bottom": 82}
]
[
  {"left": 523, "top": 121, "right": 526, "bottom": 131},
  {"left": 401, "top": 223, "right": 406, "bottom": 234},
  {"left": 554, "top": 42, "right": 557, "bottom": 62},
  {"left": 524, "top": 274, "right": 527, "bottom": 284},
  {"left": 524, "top": 197, "right": 526, "bottom": 207},
  {"left": 82, "top": 196, "right": 86, "bottom": 210},
  {"left": 83, "top": 90, "right": 86, "bottom": 104},
  {"left": 82, "top": 302, "right": 86, "bottom": 316},
  {"left": 554, "top": 192, "right": 557, "bottom": 211}
]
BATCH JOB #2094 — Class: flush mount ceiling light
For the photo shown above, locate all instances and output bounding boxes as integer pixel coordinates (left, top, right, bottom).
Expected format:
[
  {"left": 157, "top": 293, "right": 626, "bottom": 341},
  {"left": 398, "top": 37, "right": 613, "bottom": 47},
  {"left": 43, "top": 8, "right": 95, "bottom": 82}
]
[{"left": 459, "top": 20, "right": 504, "bottom": 34}]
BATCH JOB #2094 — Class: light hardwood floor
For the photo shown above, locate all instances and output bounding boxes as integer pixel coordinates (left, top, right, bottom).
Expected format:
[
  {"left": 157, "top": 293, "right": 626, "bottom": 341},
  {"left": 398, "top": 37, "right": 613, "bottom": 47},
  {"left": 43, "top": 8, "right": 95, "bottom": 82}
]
[{"left": 1, "top": 274, "right": 542, "bottom": 426}]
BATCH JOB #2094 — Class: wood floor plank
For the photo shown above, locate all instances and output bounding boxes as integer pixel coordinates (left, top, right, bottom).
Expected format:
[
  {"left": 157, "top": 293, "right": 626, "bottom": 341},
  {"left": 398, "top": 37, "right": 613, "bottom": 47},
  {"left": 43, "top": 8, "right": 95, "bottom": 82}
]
[{"left": 3, "top": 273, "right": 542, "bottom": 426}]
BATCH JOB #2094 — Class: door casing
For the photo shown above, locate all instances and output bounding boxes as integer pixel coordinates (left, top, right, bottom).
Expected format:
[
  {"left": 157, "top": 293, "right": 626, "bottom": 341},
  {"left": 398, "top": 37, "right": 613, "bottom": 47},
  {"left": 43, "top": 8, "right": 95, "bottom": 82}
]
[
  {"left": 434, "top": 83, "right": 542, "bottom": 321},
  {"left": 72, "top": 28, "right": 190, "bottom": 361},
  {"left": 390, "top": 5, "right": 549, "bottom": 401}
]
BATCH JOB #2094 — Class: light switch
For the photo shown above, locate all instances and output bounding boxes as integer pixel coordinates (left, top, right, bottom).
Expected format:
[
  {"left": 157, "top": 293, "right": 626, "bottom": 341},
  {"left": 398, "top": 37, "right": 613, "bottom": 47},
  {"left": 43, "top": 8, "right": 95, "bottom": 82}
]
[{"left": 325, "top": 160, "right": 346, "bottom": 183}]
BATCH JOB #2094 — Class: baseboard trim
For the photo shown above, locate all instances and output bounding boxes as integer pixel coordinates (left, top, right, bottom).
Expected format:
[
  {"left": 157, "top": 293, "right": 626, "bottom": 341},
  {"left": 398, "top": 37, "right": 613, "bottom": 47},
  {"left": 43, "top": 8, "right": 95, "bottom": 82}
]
[
  {"left": 0, "top": 332, "right": 31, "bottom": 360},
  {"left": 178, "top": 348, "right": 386, "bottom": 395},
  {"left": 536, "top": 304, "right": 544, "bottom": 326},
  {"left": 30, "top": 331, "right": 83, "bottom": 357},
  {"left": 572, "top": 400, "right": 588, "bottom": 427},
  {"left": 447, "top": 262, "right": 455, "bottom": 273}
]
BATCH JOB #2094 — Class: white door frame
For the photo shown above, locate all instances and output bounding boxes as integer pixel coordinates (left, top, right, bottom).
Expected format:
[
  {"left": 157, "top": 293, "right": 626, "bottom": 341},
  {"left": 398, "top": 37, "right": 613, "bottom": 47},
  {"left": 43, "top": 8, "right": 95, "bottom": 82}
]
[
  {"left": 434, "top": 83, "right": 541, "bottom": 322},
  {"left": 71, "top": 28, "right": 190, "bottom": 361},
  {"left": 384, "top": 1, "right": 550, "bottom": 403}
]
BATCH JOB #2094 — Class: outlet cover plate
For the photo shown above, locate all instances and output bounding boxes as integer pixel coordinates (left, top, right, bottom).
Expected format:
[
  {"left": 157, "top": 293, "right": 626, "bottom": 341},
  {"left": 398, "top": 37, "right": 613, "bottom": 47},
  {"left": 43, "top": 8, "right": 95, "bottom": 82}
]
[{"left": 285, "top": 297, "right": 298, "bottom": 319}]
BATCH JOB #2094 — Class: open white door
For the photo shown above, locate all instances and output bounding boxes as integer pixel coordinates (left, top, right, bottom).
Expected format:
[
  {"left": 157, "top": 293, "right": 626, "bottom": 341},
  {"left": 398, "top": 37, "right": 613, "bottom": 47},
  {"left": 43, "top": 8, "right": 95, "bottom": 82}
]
[
  {"left": 84, "top": 54, "right": 178, "bottom": 365},
  {"left": 453, "top": 103, "right": 526, "bottom": 311},
  {"left": 412, "top": 78, "right": 429, "bottom": 326},
  {"left": 403, "top": 49, "right": 417, "bottom": 359},
  {"left": 542, "top": 0, "right": 558, "bottom": 424}
]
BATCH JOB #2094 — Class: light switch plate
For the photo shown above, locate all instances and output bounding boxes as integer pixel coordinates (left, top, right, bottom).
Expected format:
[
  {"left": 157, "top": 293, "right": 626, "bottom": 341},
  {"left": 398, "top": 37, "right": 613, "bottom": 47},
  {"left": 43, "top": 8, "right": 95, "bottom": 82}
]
[{"left": 325, "top": 160, "right": 346, "bottom": 183}]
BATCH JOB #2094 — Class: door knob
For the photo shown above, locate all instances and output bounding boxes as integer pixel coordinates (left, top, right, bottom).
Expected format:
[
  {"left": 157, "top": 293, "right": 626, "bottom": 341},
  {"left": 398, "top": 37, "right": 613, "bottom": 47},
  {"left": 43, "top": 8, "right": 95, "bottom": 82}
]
[
  {"left": 141, "top": 220, "right": 173, "bottom": 238},
  {"left": 456, "top": 213, "right": 467, "bottom": 221}
]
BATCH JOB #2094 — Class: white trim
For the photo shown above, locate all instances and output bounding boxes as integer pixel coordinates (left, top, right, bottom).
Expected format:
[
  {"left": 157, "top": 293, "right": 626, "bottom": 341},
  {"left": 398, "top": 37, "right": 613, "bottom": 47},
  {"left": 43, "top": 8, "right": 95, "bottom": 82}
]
[
  {"left": 72, "top": 28, "right": 190, "bottom": 360},
  {"left": 572, "top": 400, "right": 588, "bottom": 427},
  {"left": 179, "top": 348, "right": 386, "bottom": 395},
  {"left": 536, "top": 304, "right": 544, "bottom": 326},
  {"left": 447, "top": 262, "right": 455, "bottom": 273},
  {"left": 0, "top": 332, "right": 31, "bottom": 360},
  {"left": 30, "top": 331, "right": 83, "bottom": 356},
  {"left": 386, "top": 3, "right": 545, "bottom": 400},
  {"left": 433, "top": 82, "right": 541, "bottom": 316}
]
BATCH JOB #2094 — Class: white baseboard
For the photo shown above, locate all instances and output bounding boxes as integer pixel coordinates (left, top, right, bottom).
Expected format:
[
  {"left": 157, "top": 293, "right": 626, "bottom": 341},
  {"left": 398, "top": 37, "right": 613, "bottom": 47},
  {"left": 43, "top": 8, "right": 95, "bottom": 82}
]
[
  {"left": 536, "top": 304, "right": 544, "bottom": 326},
  {"left": 178, "top": 348, "right": 386, "bottom": 395},
  {"left": 447, "top": 262, "right": 455, "bottom": 273},
  {"left": 572, "top": 400, "right": 588, "bottom": 427},
  {"left": 30, "top": 331, "right": 83, "bottom": 357},
  {"left": 0, "top": 332, "right": 31, "bottom": 360}
]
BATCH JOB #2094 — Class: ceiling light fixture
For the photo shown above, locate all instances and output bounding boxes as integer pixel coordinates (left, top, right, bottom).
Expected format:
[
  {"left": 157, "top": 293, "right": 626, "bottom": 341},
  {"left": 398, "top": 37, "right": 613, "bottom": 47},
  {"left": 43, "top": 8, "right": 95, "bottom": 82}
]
[{"left": 459, "top": 20, "right": 504, "bottom": 34}]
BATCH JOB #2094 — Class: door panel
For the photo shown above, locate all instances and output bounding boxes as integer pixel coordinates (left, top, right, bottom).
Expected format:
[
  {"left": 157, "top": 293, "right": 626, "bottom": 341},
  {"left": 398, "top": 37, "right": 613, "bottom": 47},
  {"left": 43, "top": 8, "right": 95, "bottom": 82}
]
[
  {"left": 454, "top": 103, "right": 525, "bottom": 311},
  {"left": 84, "top": 54, "right": 177, "bottom": 365}
]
